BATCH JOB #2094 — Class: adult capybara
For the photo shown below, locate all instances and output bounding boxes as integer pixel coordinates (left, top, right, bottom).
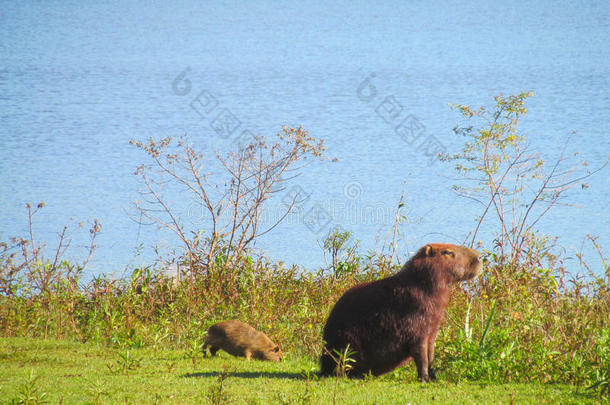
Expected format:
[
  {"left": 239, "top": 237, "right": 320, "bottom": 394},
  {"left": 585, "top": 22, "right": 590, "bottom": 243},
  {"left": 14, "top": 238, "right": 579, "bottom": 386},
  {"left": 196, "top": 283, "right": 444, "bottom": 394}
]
[
  {"left": 320, "top": 243, "right": 482, "bottom": 382},
  {"left": 202, "top": 320, "right": 283, "bottom": 361}
]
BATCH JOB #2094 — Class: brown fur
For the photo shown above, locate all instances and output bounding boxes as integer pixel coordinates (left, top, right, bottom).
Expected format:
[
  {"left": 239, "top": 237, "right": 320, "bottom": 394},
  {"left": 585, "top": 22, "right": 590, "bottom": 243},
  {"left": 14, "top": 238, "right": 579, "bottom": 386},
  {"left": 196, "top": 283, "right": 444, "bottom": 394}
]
[
  {"left": 320, "top": 243, "right": 482, "bottom": 381},
  {"left": 202, "top": 320, "right": 283, "bottom": 362}
]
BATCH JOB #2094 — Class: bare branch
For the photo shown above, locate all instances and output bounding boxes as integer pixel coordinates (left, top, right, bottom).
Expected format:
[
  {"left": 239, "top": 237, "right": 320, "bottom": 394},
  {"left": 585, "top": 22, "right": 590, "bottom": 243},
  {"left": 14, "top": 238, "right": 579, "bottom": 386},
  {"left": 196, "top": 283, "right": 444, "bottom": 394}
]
[{"left": 130, "top": 126, "right": 324, "bottom": 276}]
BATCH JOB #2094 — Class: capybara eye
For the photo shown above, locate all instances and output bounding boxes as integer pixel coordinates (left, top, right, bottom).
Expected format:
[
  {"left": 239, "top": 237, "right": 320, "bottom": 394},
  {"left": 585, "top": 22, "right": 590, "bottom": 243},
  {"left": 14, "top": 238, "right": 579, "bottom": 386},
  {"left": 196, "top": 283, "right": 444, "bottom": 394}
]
[
  {"left": 273, "top": 346, "right": 279, "bottom": 352},
  {"left": 442, "top": 249, "right": 455, "bottom": 257}
]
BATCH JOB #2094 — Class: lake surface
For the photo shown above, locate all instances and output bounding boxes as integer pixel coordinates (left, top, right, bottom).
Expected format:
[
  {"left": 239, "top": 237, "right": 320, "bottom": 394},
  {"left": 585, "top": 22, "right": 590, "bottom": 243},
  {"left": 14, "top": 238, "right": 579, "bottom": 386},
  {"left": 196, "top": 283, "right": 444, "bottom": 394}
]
[{"left": 1, "top": 0, "right": 609, "bottom": 276}]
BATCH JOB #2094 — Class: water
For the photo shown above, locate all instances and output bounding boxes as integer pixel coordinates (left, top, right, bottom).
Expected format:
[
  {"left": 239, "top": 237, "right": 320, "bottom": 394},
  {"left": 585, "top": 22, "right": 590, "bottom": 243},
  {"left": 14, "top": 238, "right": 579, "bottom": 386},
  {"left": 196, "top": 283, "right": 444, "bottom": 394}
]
[{"left": 1, "top": 0, "right": 609, "bottom": 276}]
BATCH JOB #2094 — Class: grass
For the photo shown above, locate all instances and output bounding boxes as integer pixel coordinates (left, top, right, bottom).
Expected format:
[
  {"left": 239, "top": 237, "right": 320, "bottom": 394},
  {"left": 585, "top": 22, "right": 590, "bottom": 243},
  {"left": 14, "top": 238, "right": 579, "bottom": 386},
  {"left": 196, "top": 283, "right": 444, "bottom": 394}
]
[
  {"left": 1, "top": 242, "right": 608, "bottom": 402},
  {"left": 0, "top": 337, "right": 598, "bottom": 404},
  {"left": 1, "top": 236, "right": 608, "bottom": 402}
]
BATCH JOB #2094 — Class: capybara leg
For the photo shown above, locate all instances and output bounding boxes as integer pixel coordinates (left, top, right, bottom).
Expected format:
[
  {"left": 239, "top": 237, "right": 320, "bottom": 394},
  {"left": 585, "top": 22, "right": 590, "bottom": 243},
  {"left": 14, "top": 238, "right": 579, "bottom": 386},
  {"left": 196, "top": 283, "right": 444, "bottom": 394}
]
[
  {"left": 346, "top": 366, "right": 365, "bottom": 379},
  {"left": 209, "top": 347, "right": 219, "bottom": 357},
  {"left": 427, "top": 330, "right": 439, "bottom": 381},
  {"left": 319, "top": 353, "right": 336, "bottom": 376},
  {"left": 414, "top": 341, "right": 430, "bottom": 383}
]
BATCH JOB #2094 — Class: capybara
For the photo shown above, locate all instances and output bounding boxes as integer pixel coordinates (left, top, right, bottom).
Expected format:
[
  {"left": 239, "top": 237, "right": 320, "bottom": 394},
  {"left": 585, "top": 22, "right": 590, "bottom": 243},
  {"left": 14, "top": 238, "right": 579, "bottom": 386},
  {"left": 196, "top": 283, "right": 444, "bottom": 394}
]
[
  {"left": 320, "top": 243, "right": 482, "bottom": 381},
  {"left": 202, "top": 320, "right": 283, "bottom": 361}
]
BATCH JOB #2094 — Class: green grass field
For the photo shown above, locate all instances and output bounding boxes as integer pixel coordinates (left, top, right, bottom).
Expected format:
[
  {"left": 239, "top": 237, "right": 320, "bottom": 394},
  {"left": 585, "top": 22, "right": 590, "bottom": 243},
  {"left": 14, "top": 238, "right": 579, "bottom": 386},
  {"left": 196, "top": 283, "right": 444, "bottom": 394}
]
[{"left": 0, "top": 338, "right": 598, "bottom": 404}]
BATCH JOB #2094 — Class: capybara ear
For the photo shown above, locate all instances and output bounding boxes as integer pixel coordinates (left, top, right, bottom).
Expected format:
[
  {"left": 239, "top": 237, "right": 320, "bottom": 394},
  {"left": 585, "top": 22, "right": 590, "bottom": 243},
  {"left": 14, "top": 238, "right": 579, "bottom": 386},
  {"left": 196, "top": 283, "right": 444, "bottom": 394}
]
[{"left": 424, "top": 245, "right": 434, "bottom": 257}]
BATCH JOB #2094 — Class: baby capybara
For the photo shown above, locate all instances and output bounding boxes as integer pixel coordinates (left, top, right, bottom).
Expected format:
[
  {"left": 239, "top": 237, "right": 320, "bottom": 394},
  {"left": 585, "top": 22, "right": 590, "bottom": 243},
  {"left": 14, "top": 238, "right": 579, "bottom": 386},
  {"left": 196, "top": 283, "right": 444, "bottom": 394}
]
[
  {"left": 202, "top": 320, "right": 283, "bottom": 361},
  {"left": 320, "top": 243, "right": 482, "bottom": 382}
]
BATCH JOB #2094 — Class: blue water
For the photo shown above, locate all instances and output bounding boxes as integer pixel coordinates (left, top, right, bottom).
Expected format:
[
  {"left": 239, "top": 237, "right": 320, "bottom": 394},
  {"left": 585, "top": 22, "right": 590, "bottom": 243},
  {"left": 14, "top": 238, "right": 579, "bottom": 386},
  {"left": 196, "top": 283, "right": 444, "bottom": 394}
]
[{"left": 1, "top": 0, "right": 609, "bottom": 276}]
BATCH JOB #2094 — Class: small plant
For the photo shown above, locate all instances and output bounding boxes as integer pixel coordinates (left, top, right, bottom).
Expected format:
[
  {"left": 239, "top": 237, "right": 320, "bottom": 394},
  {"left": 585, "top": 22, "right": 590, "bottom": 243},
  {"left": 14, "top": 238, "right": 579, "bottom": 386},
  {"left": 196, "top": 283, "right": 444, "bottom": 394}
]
[
  {"left": 184, "top": 337, "right": 202, "bottom": 368},
  {"left": 151, "top": 329, "right": 170, "bottom": 353},
  {"left": 165, "top": 360, "right": 177, "bottom": 374},
  {"left": 107, "top": 349, "right": 142, "bottom": 375},
  {"left": 275, "top": 386, "right": 313, "bottom": 405},
  {"left": 321, "top": 345, "right": 357, "bottom": 405},
  {"left": 322, "top": 228, "right": 360, "bottom": 277},
  {"left": 322, "top": 344, "right": 357, "bottom": 378},
  {"left": 84, "top": 378, "right": 109, "bottom": 405},
  {"left": 9, "top": 370, "right": 48, "bottom": 405},
  {"left": 587, "top": 328, "right": 610, "bottom": 398},
  {"left": 333, "top": 345, "right": 357, "bottom": 377},
  {"left": 205, "top": 365, "right": 232, "bottom": 405},
  {"left": 300, "top": 368, "right": 319, "bottom": 382}
]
